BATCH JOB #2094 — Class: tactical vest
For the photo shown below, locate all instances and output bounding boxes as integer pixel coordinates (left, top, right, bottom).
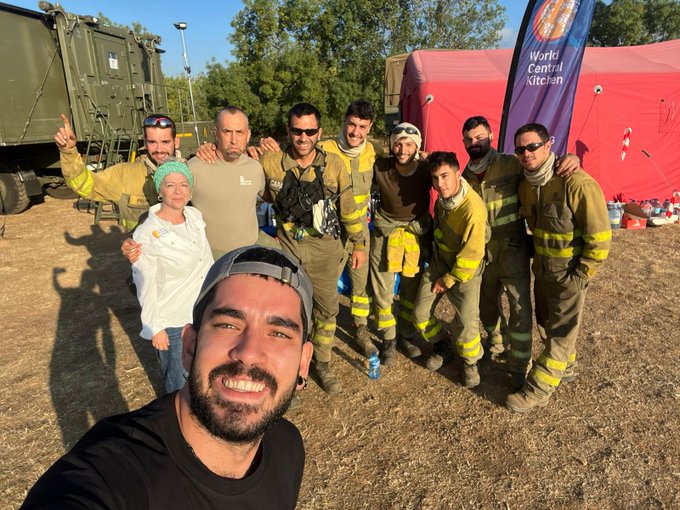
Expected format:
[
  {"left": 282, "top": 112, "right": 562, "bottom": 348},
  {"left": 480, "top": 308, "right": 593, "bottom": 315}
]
[{"left": 274, "top": 166, "right": 325, "bottom": 228}]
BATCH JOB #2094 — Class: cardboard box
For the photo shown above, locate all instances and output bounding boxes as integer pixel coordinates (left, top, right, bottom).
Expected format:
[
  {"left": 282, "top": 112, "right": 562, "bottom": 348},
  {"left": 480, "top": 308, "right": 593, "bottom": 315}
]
[{"left": 623, "top": 202, "right": 647, "bottom": 218}]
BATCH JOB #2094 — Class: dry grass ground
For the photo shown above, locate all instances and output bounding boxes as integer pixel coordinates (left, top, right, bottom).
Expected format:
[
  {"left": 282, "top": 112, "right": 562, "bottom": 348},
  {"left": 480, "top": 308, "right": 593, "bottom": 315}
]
[{"left": 1, "top": 196, "right": 679, "bottom": 509}]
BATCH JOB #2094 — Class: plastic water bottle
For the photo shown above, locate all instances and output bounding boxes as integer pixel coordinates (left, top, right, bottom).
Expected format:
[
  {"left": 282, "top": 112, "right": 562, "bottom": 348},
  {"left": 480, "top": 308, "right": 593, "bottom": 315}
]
[
  {"left": 368, "top": 351, "right": 380, "bottom": 380},
  {"left": 609, "top": 203, "right": 623, "bottom": 229},
  {"left": 662, "top": 199, "right": 672, "bottom": 218}
]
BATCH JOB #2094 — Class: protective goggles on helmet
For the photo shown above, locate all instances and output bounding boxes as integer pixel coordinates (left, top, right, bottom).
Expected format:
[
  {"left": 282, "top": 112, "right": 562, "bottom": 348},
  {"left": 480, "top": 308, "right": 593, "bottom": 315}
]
[{"left": 392, "top": 125, "right": 420, "bottom": 136}]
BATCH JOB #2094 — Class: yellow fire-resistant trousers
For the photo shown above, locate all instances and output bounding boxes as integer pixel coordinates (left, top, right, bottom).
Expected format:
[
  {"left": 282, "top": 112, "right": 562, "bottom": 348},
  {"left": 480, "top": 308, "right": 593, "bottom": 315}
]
[
  {"left": 340, "top": 218, "right": 371, "bottom": 327},
  {"left": 369, "top": 228, "right": 422, "bottom": 341},
  {"left": 525, "top": 258, "right": 588, "bottom": 399},
  {"left": 411, "top": 256, "right": 483, "bottom": 366},
  {"left": 479, "top": 236, "right": 533, "bottom": 374},
  {"left": 278, "top": 227, "right": 343, "bottom": 363}
]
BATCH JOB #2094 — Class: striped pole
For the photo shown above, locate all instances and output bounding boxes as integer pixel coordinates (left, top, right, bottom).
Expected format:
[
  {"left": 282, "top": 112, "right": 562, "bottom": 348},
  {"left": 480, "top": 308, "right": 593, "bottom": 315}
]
[{"left": 621, "top": 127, "right": 632, "bottom": 161}]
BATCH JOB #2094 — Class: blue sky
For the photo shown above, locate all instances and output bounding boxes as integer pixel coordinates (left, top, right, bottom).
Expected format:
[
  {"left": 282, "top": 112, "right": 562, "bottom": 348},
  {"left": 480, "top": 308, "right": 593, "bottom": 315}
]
[{"left": 11, "top": 0, "right": 525, "bottom": 76}]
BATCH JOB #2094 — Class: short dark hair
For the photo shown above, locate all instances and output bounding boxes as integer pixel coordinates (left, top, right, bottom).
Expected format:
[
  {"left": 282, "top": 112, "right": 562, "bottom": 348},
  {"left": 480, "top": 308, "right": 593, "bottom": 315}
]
[
  {"left": 143, "top": 113, "right": 176, "bottom": 138},
  {"left": 462, "top": 116, "right": 491, "bottom": 136},
  {"left": 215, "top": 106, "right": 249, "bottom": 127},
  {"left": 514, "top": 122, "right": 550, "bottom": 144},
  {"left": 287, "top": 103, "right": 321, "bottom": 127},
  {"left": 427, "top": 151, "right": 460, "bottom": 173},
  {"left": 345, "top": 100, "right": 374, "bottom": 121}
]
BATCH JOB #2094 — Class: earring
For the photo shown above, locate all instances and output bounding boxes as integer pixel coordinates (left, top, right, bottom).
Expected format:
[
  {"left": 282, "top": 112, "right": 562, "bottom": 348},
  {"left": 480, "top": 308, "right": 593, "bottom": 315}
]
[
  {"left": 157, "top": 195, "right": 163, "bottom": 202},
  {"left": 296, "top": 375, "right": 308, "bottom": 390}
]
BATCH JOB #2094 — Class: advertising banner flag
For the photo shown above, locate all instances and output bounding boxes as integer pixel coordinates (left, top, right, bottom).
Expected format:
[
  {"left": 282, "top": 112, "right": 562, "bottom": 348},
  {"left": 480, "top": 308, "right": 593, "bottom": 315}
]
[{"left": 498, "top": 0, "right": 595, "bottom": 155}]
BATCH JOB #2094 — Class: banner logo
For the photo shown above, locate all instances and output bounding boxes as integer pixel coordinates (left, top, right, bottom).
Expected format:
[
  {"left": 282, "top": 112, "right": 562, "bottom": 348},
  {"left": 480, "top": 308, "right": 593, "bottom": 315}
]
[{"left": 534, "top": 0, "right": 579, "bottom": 42}]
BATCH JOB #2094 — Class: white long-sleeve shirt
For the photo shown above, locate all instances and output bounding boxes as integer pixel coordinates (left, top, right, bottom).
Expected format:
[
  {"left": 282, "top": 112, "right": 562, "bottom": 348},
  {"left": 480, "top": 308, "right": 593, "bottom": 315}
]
[{"left": 132, "top": 204, "right": 213, "bottom": 339}]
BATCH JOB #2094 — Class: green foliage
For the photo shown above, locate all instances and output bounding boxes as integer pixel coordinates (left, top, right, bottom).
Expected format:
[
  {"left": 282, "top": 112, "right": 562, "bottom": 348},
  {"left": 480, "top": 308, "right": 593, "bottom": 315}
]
[
  {"left": 202, "top": 0, "right": 506, "bottom": 137},
  {"left": 589, "top": 0, "right": 680, "bottom": 46},
  {"left": 95, "top": 12, "right": 151, "bottom": 37},
  {"left": 163, "top": 74, "right": 211, "bottom": 124}
]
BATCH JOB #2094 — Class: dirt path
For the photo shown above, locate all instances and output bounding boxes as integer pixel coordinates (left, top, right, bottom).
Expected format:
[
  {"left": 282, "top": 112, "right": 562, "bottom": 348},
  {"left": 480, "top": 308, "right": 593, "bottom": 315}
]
[{"left": 1, "top": 197, "right": 679, "bottom": 509}]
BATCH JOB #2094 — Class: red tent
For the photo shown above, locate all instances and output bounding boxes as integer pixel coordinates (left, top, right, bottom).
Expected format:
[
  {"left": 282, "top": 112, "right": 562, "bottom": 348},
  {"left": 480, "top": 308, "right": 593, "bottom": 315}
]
[{"left": 397, "top": 40, "right": 680, "bottom": 201}]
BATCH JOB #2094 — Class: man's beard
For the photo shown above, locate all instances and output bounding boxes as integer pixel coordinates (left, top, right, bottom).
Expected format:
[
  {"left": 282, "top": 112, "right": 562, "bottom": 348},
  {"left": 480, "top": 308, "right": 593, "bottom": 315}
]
[
  {"left": 148, "top": 151, "right": 174, "bottom": 167},
  {"left": 395, "top": 152, "right": 417, "bottom": 167},
  {"left": 465, "top": 140, "right": 491, "bottom": 160},
  {"left": 188, "top": 360, "right": 295, "bottom": 444}
]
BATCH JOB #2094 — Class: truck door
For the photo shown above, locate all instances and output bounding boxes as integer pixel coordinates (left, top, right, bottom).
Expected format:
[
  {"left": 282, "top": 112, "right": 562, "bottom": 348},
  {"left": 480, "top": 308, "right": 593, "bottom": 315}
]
[{"left": 91, "top": 33, "right": 136, "bottom": 133}]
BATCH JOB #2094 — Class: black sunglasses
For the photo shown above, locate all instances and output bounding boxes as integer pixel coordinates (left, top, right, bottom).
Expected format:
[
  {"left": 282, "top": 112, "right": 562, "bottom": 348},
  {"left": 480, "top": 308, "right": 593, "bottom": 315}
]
[
  {"left": 289, "top": 127, "right": 320, "bottom": 137},
  {"left": 392, "top": 126, "right": 420, "bottom": 136},
  {"left": 144, "top": 116, "right": 175, "bottom": 128},
  {"left": 514, "top": 141, "right": 546, "bottom": 155}
]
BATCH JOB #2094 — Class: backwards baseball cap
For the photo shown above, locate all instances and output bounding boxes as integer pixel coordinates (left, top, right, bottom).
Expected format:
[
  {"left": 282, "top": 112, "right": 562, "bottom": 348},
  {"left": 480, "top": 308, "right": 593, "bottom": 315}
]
[
  {"left": 390, "top": 122, "right": 422, "bottom": 151},
  {"left": 192, "top": 245, "right": 314, "bottom": 341}
]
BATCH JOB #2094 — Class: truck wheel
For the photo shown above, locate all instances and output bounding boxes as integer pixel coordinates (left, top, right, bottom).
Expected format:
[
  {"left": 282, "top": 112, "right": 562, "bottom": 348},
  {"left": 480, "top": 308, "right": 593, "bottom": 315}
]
[{"left": 0, "top": 173, "right": 30, "bottom": 214}]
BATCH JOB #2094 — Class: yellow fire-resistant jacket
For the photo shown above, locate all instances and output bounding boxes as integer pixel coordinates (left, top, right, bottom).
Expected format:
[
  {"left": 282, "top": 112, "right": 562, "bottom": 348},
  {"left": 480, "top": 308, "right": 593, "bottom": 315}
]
[
  {"left": 518, "top": 168, "right": 611, "bottom": 279},
  {"left": 432, "top": 187, "right": 488, "bottom": 288},
  {"left": 462, "top": 151, "right": 525, "bottom": 240},
  {"left": 318, "top": 139, "right": 381, "bottom": 219},
  {"left": 260, "top": 147, "right": 365, "bottom": 247},
  {"left": 60, "top": 148, "right": 157, "bottom": 232}
]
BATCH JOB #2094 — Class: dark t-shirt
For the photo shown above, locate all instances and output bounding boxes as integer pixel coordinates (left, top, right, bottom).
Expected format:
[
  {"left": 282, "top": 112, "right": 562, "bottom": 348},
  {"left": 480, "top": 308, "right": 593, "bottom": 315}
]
[
  {"left": 373, "top": 157, "right": 431, "bottom": 221},
  {"left": 22, "top": 393, "right": 305, "bottom": 509}
]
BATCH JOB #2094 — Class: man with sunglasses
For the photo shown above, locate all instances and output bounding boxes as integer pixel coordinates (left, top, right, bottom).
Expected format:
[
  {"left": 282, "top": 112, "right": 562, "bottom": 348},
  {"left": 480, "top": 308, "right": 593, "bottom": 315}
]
[
  {"left": 259, "top": 103, "right": 366, "bottom": 395},
  {"left": 460, "top": 116, "right": 579, "bottom": 389},
  {"left": 506, "top": 123, "right": 610, "bottom": 413},
  {"left": 217, "top": 101, "right": 381, "bottom": 359},
  {"left": 54, "top": 114, "right": 179, "bottom": 232},
  {"left": 369, "top": 122, "right": 433, "bottom": 365}
]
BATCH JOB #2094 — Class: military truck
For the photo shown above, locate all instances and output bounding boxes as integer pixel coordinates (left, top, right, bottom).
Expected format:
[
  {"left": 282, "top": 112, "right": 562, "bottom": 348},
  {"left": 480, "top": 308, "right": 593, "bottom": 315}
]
[{"left": 0, "top": 1, "right": 206, "bottom": 214}]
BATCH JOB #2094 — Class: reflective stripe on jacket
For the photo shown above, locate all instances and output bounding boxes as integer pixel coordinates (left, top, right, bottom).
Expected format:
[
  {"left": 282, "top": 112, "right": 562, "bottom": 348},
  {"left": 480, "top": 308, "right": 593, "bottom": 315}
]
[
  {"left": 518, "top": 169, "right": 611, "bottom": 279},
  {"left": 433, "top": 188, "right": 488, "bottom": 287},
  {"left": 260, "top": 148, "right": 365, "bottom": 246},
  {"left": 60, "top": 148, "right": 157, "bottom": 232},
  {"left": 318, "top": 140, "right": 381, "bottom": 218},
  {"left": 462, "top": 151, "right": 525, "bottom": 240}
]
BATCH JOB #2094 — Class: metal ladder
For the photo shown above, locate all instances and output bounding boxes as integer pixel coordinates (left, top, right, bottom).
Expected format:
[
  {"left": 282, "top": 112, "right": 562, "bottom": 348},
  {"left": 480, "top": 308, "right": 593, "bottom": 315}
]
[{"left": 82, "top": 111, "right": 141, "bottom": 227}]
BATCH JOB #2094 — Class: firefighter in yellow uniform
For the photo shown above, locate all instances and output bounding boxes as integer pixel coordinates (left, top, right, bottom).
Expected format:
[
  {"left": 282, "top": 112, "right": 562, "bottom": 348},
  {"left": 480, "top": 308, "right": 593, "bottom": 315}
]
[
  {"left": 412, "top": 152, "right": 488, "bottom": 388},
  {"left": 369, "top": 123, "right": 432, "bottom": 365},
  {"left": 460, "top": 116, "right": 580, "bottom": 387},
  {"left": 260, "top": 103, "right": 366, "bottom": 395},
  {"left": 317, "top": 100, "right": 381, "bottom": 356},
  {"left": 461, "top": 116, "right": 534, "bottom": 378},
  {"left": 54, "top": 114, "right": 179, "bottom": 232},
  {"left": 507, "top": 123, "right": 610, "bottom": 412}
]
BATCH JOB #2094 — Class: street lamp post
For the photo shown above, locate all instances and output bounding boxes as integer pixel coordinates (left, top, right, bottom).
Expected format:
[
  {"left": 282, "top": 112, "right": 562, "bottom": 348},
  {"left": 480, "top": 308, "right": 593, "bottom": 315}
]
[{"left": 173, "top": 21, "right": 200, "bottom": 145}]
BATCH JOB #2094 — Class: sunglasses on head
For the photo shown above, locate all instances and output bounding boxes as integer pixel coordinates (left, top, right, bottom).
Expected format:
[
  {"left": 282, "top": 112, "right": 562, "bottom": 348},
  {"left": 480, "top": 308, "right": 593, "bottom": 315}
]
[
  {"left": 392, "top": 126, "right": 420, "bottom": 136},
  {"left": 514, "top": 141, "right": 546, "bottom": 155},
  {"left": 143, "top": 116, "right": 175, "bottom": 129},
  {"left": 289, "top": 127, "right": 320, "bottom": 137}
]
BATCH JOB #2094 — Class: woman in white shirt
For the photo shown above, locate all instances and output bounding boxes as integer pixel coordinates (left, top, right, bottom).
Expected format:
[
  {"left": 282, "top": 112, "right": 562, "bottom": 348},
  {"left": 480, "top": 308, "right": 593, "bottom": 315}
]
[{"left": 132, "top": 160, "right": 213, "bottom": 393}]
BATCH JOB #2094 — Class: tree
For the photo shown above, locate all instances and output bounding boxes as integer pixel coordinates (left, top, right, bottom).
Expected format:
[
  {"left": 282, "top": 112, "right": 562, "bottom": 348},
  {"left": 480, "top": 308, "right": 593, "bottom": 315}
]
[
  {"left": 205, "top": 0, "right": 507, "bottom": 136},
  {"left": 164, "top": 74, "right": 210, "bottom": 124},
  {"left": 95, "top": 12, "right": 151, "bottom": 38},
  {"left": 589, "top": 0, "right": 680, "bottom": 46}
]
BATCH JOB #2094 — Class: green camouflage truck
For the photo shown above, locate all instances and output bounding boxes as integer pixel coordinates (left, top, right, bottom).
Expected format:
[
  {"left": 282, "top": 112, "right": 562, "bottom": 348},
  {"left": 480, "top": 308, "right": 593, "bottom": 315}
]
[{"left": 0, "top": 1, "right": 204, "bottom": 214}]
